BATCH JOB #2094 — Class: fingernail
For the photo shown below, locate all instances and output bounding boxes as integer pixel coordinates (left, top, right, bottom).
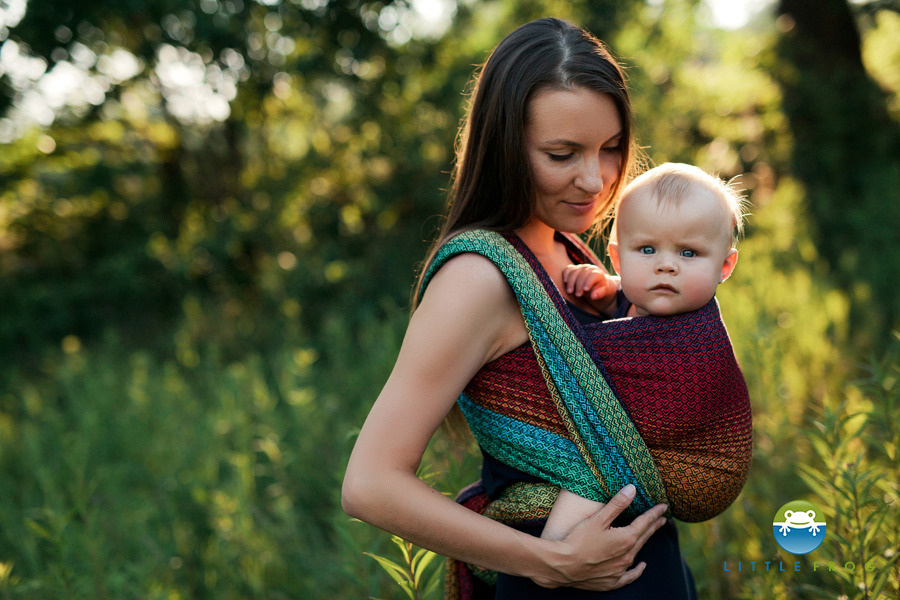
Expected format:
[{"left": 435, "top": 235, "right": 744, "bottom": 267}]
[{"left": 621, "top": 484, "right": 635, "bottom": 498}]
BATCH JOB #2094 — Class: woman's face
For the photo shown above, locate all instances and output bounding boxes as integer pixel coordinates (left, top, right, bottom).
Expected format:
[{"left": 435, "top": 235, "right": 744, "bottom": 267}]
[{"left": 525, "top": 87, "right": 624, "bottom": 235}]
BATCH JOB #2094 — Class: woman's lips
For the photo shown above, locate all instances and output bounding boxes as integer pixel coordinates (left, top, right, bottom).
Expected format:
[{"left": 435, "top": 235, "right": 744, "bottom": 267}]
[{"left": 564, "top": 200, "right": 596, "bottom": 215}]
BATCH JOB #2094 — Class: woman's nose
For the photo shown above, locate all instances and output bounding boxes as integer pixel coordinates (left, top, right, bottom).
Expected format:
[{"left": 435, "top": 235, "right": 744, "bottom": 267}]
[{"left": 575, "top": 157, "right": 604, "bottom": 194}]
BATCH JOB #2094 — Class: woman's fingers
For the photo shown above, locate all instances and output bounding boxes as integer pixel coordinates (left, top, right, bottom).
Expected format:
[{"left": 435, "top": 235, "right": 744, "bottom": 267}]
[
  {"left": 591, "top": 485, "right": 667, "bottom": 534},
  {"left": 590, "top": 484, "right": 637, "bottom": 528},
  {"left": 629, "top": 505, "right": 668, "bottom": 551},
  {"left": 580, "top": 561, "right": 647, "bottom": 591},
  {"left": 615, "top": 561, "right": 647, "bottom": 587}
]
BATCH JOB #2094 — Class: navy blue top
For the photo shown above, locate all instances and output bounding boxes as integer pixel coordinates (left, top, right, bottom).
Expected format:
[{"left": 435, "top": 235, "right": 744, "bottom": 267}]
[{"left": 611, "top": 289, "right": 633, "bottom": 319}]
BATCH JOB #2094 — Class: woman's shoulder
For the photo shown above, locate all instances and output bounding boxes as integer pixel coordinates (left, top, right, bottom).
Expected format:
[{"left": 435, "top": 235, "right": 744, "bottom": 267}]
[
  {"left": 422, "top": 251, "right": 514, "bottom": 307},
  {"left": 419, "top": 252, "right": 527, "bottom": 361}
]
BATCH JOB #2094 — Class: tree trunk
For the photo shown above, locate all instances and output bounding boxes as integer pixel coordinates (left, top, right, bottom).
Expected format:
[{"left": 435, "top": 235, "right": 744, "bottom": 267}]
[{"left": 775, "top": 0, "right": 900, "bottom": 348}]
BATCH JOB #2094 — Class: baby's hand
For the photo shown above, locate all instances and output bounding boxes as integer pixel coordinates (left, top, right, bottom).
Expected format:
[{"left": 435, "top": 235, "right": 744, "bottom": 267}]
[{"left": 563, "top": 264, "right": 619, "bottom": 306}]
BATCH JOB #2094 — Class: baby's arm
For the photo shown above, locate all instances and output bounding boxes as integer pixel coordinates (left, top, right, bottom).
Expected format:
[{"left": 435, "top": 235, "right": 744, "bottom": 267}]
[
  {"left": 542, "top": 489, "right": 606, "bottom": 541},
  {"left": 562, "top": 264, "right": 619, "bottom": 316}
]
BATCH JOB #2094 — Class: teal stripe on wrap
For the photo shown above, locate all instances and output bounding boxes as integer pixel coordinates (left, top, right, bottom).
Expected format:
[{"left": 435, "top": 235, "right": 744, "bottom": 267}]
[
  {"left": 457, "top": 393, "right": 597, "bottom": 489},
  {"left": 421, "top": 229, "right": 667, "bottom": 514}
]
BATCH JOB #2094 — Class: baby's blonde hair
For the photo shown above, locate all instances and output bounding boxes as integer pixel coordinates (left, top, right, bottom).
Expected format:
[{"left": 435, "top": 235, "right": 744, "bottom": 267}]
[{"left": 615, "top": 163, "right": 748, "bottom": 245}]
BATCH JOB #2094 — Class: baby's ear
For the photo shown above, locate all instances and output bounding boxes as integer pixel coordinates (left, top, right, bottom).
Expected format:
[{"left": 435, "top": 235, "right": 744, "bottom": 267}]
[
  {"left": 607, "top": 242, "right": 621, "bottom": 275},
  {"left": 720, "top": 249, "right": 738, "bottom": 282}
]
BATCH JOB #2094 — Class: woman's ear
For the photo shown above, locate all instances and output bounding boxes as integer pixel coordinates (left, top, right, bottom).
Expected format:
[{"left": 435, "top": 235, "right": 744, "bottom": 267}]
[
  {"left": 608, "top": 242, "right": 621, "bottom": 275},
  {"left": 720, "top": 249, "right": 739, "bottom": 282}
]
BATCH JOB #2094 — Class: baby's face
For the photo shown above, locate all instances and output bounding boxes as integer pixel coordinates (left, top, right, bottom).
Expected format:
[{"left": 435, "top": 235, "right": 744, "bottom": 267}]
[{"left": 610, "top": 185, "right": 737, "bottom": 317}]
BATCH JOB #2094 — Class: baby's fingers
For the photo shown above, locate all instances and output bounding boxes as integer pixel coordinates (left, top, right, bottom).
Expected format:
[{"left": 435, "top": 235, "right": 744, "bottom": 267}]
[
  {"left": 587, "top": 275, "right": 611, "bottom": 300},
  {"left": 563, "top": 265, "right": 591, "bottom": 295},
  {"left": 562, "top": 265, "right": 577, "bottom": 293}
]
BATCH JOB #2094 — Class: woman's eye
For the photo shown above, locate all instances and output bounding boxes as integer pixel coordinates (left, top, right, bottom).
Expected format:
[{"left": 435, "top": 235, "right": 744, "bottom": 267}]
[
  {"left": 602, "top": 145, "right": 622, "bottom": 154},
  {"left": 548, "top": 153, "right": 573, "bottom": 162},
  {"left": 680, "top": 249, "right": 696, "bottom": 257},
  {"left": 639, "top": 246, "right": 655, "bottom": 255}
]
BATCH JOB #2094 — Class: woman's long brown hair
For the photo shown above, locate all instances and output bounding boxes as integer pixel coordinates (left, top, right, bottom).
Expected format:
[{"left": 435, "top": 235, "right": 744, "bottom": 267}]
[{"left": 413, "top": 18, "right": 638, "bottom": 309}]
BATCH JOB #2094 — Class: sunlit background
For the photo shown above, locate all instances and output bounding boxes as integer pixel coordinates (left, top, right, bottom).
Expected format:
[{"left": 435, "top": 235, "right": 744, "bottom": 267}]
[
  {"left": 0, "top": 0, "right": 897, "bottom": 598},
  {"left": 0, "top": 0, "right": 770, "bottom": 137}
]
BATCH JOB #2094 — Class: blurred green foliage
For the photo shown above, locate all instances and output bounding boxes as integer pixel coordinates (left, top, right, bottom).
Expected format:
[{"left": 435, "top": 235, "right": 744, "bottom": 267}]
[{"left": 0, "top": 0, "right": 897, "bottom": 598}]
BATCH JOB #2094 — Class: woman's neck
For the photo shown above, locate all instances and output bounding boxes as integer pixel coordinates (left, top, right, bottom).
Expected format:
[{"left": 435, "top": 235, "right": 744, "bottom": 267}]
[{"left": 515, "top": 220, "right": 559, "bottom": 259}]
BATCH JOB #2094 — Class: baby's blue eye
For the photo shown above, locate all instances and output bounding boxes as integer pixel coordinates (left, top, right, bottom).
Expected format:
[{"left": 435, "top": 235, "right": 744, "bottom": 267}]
[
  {"left": 680, "top": 249, "right": 696, "bottom": 257},
  {"left": 639, "top": 246, "right": 655, "bottom": 255}
]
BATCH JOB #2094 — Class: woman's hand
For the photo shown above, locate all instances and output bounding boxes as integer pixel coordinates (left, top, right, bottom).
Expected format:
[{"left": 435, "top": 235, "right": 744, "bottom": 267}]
[{"left": 531, "top": 484, "right": 668, "bottom": 591}]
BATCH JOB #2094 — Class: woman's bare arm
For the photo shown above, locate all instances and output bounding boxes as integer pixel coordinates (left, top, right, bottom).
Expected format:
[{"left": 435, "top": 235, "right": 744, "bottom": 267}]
[{"left": 342, "top": 253, "right": 667, "bottom": 589}]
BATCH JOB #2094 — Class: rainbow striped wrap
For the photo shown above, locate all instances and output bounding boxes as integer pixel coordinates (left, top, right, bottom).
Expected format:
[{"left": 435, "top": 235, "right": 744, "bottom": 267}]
[{"left": 422, "top": 229, "right": 751, "bottom": 599}]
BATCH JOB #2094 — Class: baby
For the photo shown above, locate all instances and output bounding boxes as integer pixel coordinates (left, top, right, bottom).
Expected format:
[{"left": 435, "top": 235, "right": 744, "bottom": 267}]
[{"left": 543, "top": 162, "right": 747, "bottom": 540}]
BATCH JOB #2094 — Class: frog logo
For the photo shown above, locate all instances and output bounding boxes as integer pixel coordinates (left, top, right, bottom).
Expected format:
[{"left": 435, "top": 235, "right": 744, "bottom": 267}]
[{"left": 772, "top": 500, "right": 827, "bottom": 554}]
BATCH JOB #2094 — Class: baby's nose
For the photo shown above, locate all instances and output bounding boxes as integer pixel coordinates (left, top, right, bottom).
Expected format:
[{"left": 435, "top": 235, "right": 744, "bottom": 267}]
[{"left": 655, "top": 260, "right": 677, "bottom": 274}]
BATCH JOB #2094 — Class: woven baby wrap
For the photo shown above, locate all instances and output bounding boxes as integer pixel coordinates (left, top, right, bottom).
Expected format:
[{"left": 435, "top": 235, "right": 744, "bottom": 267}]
[
  {"left": 421, "top": 229, "right": 752, "bottom": 598},
  {"left": 421, "top": 229, "right": 669, "bottom": 513}
]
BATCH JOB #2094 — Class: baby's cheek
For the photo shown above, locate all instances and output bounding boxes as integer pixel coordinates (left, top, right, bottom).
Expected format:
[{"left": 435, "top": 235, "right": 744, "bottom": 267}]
[{"left": 617, "top": 271, "right": 642, "bottom": 298}]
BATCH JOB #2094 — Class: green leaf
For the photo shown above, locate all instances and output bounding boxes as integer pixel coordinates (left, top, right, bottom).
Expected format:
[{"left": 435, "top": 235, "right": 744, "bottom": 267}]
[
  {"left": 796, "top": 465, "right": 830, "bottom": 498},
  {"left": 808, "top": 435, "right": 832, "bottom": 461},
  {"left": 390, "top": 535, "right": 412, "bottom": 566},
  {"left": 868, "top": 553, "right": 900, "bottom": 600},
  {"left": 412, "top": 548, "right": 439, "bottom": 584},
  {"left": 421, "top": 562, "right": 444, "bottom": 600},
  {"left": 364, "top": 552, "right": 414, "bottom": 598},
  {"left": 829, "top": 531, "right": 852, "bottom": 547},
  {"left": 23, "top": 519, "right": 53, "bottom": 541}
]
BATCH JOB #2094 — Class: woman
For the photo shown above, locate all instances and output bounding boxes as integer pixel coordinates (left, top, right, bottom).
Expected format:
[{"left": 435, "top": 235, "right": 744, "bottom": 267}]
[{"left": 342, "top": 18, "right": 695, "bottom": 598}]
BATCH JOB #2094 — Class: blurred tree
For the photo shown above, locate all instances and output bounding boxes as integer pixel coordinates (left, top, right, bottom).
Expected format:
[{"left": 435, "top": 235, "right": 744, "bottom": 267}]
[
  {"left": 774, "top": 0, "right": 900, "bottom": 348},
  {"left": 0, "top": 0, "right": 450, "bottom": 359},
  {"left": 0, "top": 0, "right": 656, "bottom": 362}
]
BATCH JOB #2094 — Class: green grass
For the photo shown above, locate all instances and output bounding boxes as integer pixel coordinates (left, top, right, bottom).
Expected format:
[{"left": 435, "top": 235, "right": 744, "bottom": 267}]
[{"left": 0, "top": 311, "right": 417, "bottom": 599}]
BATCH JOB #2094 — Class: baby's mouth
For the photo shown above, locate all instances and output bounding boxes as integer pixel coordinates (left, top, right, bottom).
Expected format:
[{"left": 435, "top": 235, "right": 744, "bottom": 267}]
[{"left": 650, "top": 284, "right": 677, "bottom": 293}]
